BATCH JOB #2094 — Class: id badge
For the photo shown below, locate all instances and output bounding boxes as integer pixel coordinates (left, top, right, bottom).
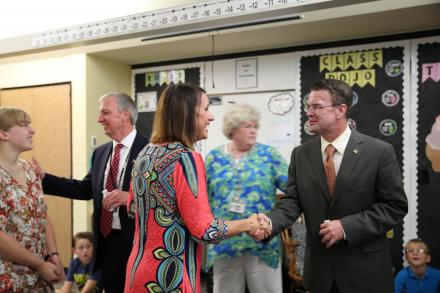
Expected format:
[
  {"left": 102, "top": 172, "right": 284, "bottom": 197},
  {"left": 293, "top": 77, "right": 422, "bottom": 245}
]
[
  {"left": 229, "top": 200, "right": 245, "bottom": 214},
  {"left": 112, "top": 208, "right": 122, "bottom": 230}
]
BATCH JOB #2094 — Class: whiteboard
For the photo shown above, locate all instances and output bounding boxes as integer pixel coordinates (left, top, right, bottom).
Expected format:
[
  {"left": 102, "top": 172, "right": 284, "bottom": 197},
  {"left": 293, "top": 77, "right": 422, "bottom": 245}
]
[{"left": 200, "top": 91, "right": 298, "bottom": 162}]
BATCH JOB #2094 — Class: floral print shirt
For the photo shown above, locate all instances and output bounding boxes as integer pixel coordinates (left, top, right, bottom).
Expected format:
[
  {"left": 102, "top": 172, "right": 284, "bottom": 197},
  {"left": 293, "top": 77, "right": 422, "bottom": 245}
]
[
  {"left": 0, "top": 159, "right": 52, "bottom": 292},
  {"left": 206, "top": 143, "right": 288, "bottom": 268}
]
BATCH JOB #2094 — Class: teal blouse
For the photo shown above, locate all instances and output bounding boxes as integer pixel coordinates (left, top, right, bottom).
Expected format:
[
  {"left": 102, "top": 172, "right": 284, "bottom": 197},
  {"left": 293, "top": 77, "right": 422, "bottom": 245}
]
[{"left": 205, "top": 143, "right": 288, "bottom": 268}]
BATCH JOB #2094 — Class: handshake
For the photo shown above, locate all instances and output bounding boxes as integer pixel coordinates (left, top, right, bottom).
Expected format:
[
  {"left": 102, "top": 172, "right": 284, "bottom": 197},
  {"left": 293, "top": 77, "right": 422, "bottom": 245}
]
[{"left": 246, "top": 213, "right": 273, "bottom": 241}]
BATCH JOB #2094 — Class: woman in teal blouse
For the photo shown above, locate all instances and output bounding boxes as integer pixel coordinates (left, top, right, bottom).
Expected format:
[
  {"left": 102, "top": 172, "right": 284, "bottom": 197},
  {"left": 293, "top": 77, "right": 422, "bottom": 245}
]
[{"left": 205, "top": 103, "right": 289, "bottom": 293}]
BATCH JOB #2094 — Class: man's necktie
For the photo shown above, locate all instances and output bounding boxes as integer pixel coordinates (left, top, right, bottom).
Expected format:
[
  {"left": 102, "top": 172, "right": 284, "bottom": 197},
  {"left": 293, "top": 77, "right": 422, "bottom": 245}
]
[
  {"left": 100, "top": 143, "right": 123, "bottom": 237},
  {"left": 324, "top": 144, "right": 336, "bottom": 196}
]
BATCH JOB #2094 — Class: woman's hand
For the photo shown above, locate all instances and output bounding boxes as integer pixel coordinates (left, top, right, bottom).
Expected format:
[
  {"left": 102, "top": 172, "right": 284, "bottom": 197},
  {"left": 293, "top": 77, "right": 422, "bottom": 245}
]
[
  {"left": 48, "top": 253, "right": 65, "bottom": 281},
  {"left": 36, "top": 261, "right": 63, "bottom": 283},
  {"left": 248, "top": 213, "right": 272, "bottom": 241},
  {"left": 247, "top": 213, "right": 261, "bottom": 231}
]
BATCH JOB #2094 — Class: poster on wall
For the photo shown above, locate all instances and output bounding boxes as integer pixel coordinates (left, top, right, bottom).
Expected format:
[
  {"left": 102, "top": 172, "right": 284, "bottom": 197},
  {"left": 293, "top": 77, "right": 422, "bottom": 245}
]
[
  {"left": 299, "top": 46, "right": 406, "bottom": 271},
  {"left": 133, "top": 67, "right": 201, "bottom": 138},
  {"left": 137, "top": 91, "right": 157, "bottom": 112},
  {"left": 236, "top": 58, "right": 258, "bottom": 89},
  {"left": 417, "top": 41, "right": 440, "bottom": 269}
]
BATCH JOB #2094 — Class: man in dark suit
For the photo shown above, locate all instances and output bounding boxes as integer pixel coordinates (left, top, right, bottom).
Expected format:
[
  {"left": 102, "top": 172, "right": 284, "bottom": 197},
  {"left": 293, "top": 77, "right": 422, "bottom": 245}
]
[
  {"left": 38, "top": 92, "right": 148, "bottom": 293},
  {"left": 252, "top": 79, "right": 408, "bottom": 293}
]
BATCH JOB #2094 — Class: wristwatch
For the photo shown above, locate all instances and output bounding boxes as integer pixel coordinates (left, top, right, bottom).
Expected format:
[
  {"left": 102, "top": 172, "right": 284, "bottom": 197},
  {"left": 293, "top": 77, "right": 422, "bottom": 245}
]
[{"left": 44, "top": 252, "right": 59, "bottom": 261}]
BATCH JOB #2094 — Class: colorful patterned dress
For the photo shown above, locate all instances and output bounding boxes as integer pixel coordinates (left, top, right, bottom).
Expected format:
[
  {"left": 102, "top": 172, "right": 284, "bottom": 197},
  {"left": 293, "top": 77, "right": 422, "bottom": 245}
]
[
  {"left": 125, "top": 143, "right": 227, "bottom": 293},
  {"left": 0, "top": 159, "right": 53, "bottom": 292},
  {"left": 205, "top": 143, "right": 288, "bottom": 269}
]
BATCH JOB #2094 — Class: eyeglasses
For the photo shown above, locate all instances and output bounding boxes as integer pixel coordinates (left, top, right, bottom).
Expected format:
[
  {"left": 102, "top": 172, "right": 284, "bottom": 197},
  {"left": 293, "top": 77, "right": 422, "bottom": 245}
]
[
  {"left": 405, "top": 248, "right": 427, "bottom": 254},
  {"left": 305, "top": 104, "right": 339, "bottom": 113},
  {"left": 241, "top": 123, "right": 259, "bottom": 129}
]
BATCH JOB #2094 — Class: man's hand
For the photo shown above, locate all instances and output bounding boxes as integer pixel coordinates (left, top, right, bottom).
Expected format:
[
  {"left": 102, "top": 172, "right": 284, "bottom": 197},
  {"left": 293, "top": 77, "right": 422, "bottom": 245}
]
[
  {"left": 102, "top": 189, "right": 129, "bottom": 211},
  {"left": 248, "top": 213, "right": 272, "bottom": 241},
  {"left": 31, "top": 157, "right": 45, "bottom": 179},
  {"left": 319, "top": 219, "right": 344, "bottom": 248}
]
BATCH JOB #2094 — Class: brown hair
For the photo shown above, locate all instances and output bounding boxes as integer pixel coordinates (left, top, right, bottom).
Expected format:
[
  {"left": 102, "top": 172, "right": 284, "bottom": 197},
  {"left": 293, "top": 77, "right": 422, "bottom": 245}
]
[
  {"left": 0, "top": 107, "right": 31, "bottom": 131},
  {"left": 72, "top": 231, "right": 94, "bottom": 248},
  {"left": 150, "top": 83, "right": 206, "bottom": 147},
  {"left": 405, "top": 238, "right": 430, "bottom": 254},
  {"left": 310, "top": 79, "right": 353, "bottom": 118}
]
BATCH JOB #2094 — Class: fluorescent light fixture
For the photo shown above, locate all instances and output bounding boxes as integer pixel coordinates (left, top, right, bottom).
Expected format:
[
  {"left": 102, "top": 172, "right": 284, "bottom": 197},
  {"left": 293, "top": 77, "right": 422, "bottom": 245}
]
[{"left": 141, "top": 14, "right": 303, "bottom": 42}]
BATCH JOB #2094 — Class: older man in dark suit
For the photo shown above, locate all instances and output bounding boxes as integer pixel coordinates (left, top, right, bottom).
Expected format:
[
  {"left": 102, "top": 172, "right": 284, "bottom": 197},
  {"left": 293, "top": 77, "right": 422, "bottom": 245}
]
[
  {"left": 37, "top": 92, "right": 148, "bottom": 293},
  {"left": 252, "top": 79, "right": 407, "bottom": 293}
]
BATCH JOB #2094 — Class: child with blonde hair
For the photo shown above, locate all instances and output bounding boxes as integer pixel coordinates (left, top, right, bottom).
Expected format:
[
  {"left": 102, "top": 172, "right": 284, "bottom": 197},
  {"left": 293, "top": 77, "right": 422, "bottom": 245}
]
[{"left": 394, "top": 238, "right": 440, "bottom": 293}]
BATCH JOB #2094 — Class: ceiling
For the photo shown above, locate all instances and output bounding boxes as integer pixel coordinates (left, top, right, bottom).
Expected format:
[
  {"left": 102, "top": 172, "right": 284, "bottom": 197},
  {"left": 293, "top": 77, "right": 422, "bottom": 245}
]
[
  {"left": 88, "top": 0, "right": 440, "bottom": 65},
  {"left": 2, "top": 0, "right": 439, "bottom": 65}
]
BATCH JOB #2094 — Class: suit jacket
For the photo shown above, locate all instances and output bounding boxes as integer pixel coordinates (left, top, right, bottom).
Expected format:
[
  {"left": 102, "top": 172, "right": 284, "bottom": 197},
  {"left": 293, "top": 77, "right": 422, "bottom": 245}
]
[
  {"left": 42, "top": 132, "right": 148, "bottom": 273},
  {"left": 267, "top": 130, "right": 407, "bottom": 293}
]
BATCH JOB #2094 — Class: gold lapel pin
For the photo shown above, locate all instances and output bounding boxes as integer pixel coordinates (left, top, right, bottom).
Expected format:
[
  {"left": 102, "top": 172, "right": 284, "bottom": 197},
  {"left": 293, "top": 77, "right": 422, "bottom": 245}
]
[{"left": 353, "top": 149, "right": 358, "bottom": 154}]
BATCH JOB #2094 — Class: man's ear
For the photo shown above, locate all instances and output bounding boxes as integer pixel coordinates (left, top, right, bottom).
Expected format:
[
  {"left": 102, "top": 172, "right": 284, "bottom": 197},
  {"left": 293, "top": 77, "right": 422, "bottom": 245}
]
[
  {"left": 336, "top": 104, "right": 348, "bottom": 119},
  {"left": 427, "top": 254, "right": 432, "bottom": 264},
  {"left": 0, "top": 129, "right": 9, "bottom": 141},
  {"left": 122, "top": 110, "right": 130, "bottom": 121}
]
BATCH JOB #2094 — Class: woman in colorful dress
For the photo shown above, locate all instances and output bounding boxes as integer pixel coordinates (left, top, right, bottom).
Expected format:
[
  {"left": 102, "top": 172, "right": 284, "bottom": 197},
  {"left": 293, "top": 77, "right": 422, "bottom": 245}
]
[
  {"left": 124, "top": 84, "right": 260, "bottom": 293},
  {"left": 0, "top": 107, "right": 64, "bottom": 292},
  {"left": 205, "top": 103, "right": 289, "bottom": 293}
]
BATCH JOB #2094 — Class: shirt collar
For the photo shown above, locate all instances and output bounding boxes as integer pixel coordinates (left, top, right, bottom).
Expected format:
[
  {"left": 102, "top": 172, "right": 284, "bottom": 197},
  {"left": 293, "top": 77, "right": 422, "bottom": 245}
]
[
  {"left": 321, "top": 125, "right": 351, "bottom": 155},
  {"left": 408, "top": 266, "right": 431, "bottom": 279},
  {"left": 113, "top": 128, "right": 137, "bottom": 149}
]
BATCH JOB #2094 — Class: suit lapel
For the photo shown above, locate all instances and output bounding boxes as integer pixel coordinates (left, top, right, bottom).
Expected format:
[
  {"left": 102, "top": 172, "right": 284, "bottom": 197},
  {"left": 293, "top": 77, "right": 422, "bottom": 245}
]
[
  {"left": 332, "top": 131, "right": 364, "bottom": 202},
  {"left": 307, "top": 137, "right": 332, "bottom": 202}
]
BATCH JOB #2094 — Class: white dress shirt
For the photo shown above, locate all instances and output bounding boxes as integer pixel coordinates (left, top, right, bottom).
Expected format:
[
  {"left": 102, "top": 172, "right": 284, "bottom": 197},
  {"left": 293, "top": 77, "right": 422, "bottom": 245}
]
[
  {"left": 321, "top": 126, "right": 351, "bottom": 176},
  {"left": 103, "top": 128, "right": 137, "bottom": 229}
]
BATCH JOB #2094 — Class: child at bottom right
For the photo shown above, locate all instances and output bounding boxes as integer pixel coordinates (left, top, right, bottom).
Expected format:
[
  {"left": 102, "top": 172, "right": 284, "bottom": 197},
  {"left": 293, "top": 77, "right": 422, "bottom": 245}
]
[{"left": 394, "top": 238, "right": 440, "bottom": 293}]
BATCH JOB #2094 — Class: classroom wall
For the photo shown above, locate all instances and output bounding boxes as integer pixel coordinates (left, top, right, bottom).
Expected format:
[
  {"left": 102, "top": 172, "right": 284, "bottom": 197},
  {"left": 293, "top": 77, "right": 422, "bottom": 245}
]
[
  {"left": 85, "top": 55, "right": 131, "bottom": 148},
  {"left": 0, "top": 53, "right": 89, "bottom": 232},
  {"left": 204, "top": 53, "right": 298, "bottom": 94},
  {"left": 81, "top": 55, "right": 131, "bottom": 231},
  {"left": 203, "top": 53, "right": 300, "bottom": 158},
  {"left": 132, "top": 53, "right": 302, "bottom": 154}
]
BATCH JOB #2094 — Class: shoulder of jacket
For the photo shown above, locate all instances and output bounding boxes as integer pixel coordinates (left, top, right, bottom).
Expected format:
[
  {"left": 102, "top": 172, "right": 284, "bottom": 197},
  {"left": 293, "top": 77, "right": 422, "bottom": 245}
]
[
  {"left": 296, "top": 136, "right": 319, "bottom": 151},
  {"left": 356, "top": 131, "right": 390, "bottom": 150},
  {"left": 94, "top": 141, "right": 112, "bottom": 153}
]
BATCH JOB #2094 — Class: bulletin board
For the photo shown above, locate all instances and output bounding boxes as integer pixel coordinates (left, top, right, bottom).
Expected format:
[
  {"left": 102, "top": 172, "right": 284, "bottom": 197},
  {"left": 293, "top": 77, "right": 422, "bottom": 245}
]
[
  {"left": 203, "top": 91, "right": 298, "bottom": 162},
  {"left": 132, "top": 64, "right": 203, "bottom": 139},
  {"left": 415, "top": 40, "right": 440, "bottom": 269}
]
